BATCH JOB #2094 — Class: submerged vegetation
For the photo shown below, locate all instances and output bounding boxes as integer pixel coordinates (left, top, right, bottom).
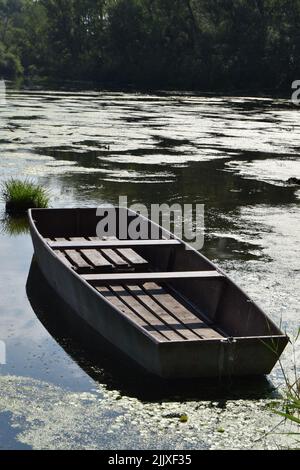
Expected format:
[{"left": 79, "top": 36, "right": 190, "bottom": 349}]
[
  {"left": 1, "top": 0, "right": 300, "bottom": 92},
  {"left": 1, "top": 179, "right": 49, "bottom": 215}
]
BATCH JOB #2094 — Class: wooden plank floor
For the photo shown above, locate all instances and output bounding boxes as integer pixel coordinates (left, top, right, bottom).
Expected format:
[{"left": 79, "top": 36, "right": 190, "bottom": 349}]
[
  {"left": 47, "top": 237, "right": 225, "bottom": 342},
  {"left": 96, "top": 282, "right": 224, "bottom": 342},
  {"left": 96, "top": 286, "right": 166, "bottom": 342},
  {"left": 142, "top": 283, "right": 224, "bottom": 340}
]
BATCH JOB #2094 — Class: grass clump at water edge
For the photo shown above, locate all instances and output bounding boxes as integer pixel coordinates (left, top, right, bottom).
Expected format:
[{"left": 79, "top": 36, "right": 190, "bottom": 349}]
[{"left": 1, "top": 179, "right": 49, "bottom": 215}]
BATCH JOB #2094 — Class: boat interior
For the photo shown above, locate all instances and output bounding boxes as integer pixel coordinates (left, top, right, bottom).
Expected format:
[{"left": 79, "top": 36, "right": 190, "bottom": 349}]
[{"left": 32, "top": 208, "right": 282, "bottom": 343}]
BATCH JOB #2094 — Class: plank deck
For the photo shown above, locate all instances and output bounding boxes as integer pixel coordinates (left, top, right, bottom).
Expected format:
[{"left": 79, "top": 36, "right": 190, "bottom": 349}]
[
  {"left": 126, "top": 284, "right": 199, "bottom": 340},
  {"left": 46, "top": 238, "right": 75, "bottom": 269},
  {"left": 81, "top": 250, "right": 113, "bottom": 269},
  {"left": 55, "top": 250, "right": 75, "bottom": 269},
  {"left": 143, "top": 283, "right": 224, "bottom": 340},
  {"left": 107, "top": 285, "right": 183, "bottom": 341},
  {"left": 96, "top": 286, "right": 166, "bottom": 342},
  {"left": 92, "top": 236, "right": 149, "bottom": 268},
  {"left": 55, "top": 237, "right": 95, "bottom": 271},
  {"left": 96, "top": 282, "right": 223, "bottom": 341},
  {"left": 64, "top": 250, "right": 92, "bottom": 270},
  {"left": 116, "top": 248, "right": 148, "bottom": 268},
  {"left": 54, "top": 238, "right": 92, "bottom": 271},
  {"left": 101, "top": 249, "right": 130, "bottom": 268},
  {"left": 70, "top": 238, "right": 112, "bottom": 270}
]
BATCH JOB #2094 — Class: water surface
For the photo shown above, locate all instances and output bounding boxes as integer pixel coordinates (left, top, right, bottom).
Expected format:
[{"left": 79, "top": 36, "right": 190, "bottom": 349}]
[{"left": 0, "top": 89, "right": 299, "bottom": 449}]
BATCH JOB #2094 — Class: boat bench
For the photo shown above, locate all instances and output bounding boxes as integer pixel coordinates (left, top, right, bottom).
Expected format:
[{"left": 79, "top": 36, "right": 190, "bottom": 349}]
[
  {"left": 82, "top": 271, "right": 224, "bottom": 284},
  {"left": 47, "top": 238, "right": 182, "bottom": 274},
  {"left": 47, "top": 238, "right": 157, "bottom": 273}
]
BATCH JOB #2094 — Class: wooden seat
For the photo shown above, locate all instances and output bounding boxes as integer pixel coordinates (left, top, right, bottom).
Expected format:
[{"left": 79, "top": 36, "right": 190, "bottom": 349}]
[
  {"left": 70, "top": 238, "right": 113, "bottom": 271},
  {"left": 48, "top": 237, "right": 149, "bottom": 273},
  {"left": 48, "top": 239, "right": 181, "bottom": 249},
  {"left": 88, "top": 237, "right": 148, "bottom": 271},
  {"left": 82, "top": 271, "right": 224, "bottom": 285}
]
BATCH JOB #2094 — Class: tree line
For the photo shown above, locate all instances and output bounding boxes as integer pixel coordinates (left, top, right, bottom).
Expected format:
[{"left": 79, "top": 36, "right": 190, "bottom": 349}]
[{"left": 1, "top": 0, "right": 299, "bottom": 92}]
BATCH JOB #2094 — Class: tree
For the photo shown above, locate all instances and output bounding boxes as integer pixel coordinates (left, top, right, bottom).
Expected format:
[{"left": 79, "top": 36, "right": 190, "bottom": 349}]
[
  {"left": 1, "top": 0, "right": 300, "bottom": 92},
  {"left": 40, "top": 0, "right": 108, "bottom": 79}
]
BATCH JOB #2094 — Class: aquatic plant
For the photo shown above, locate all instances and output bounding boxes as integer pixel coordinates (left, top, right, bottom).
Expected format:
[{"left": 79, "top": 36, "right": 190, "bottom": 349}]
[
  {"left": 271, "top": 330, "right": 300, "bottom": 448},
  {"left": 1, "top": 179, "right": 49, "bottom": 215},
  {"left": 179, "top": 414, "right": 188, "bottom": 423}
]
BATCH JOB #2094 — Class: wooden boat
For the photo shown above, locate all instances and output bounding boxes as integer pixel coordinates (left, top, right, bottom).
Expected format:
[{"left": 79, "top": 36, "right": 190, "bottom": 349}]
[{"left": 28, "top": 207, "right": 288, "bottom": 379}]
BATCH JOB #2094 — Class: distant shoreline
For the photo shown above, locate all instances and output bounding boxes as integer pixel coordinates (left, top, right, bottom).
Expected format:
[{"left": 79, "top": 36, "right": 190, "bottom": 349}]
[{"left": 3, "top": 77, "right": 292, "bottom": 100}]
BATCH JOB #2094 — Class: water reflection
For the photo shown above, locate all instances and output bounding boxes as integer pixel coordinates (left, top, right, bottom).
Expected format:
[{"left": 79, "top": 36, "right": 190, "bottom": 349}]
[
  {"left": 0, "top": 215, "right": 30, "bottom": 237},
  {"left": 26, "top": 259, "right": 277, "bottom": 402}
]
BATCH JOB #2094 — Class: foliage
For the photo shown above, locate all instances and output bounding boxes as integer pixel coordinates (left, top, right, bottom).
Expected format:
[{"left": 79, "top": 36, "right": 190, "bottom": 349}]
[
  {"left": 1, "top": 179, "right": 50, "bottom": 215},
  {"left": 1, "top": 0, "right": 300, "bottom": 91},
  {"left": 0, "top": 43, "right": 23, "bottom": 78}
]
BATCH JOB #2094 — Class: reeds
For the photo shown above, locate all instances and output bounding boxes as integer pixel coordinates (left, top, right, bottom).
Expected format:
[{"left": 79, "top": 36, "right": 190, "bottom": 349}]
[
  {"left": 272, "top": 329, "right": 300, "bottom": 448},
  {"left": 1, "top": 179, "right": 49, "bottom": 215}
]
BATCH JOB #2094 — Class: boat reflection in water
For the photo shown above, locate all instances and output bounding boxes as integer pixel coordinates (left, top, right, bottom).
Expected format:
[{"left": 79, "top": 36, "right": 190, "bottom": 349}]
[{"left": 26, "top": 258, "right": 279, "bottom": 402}]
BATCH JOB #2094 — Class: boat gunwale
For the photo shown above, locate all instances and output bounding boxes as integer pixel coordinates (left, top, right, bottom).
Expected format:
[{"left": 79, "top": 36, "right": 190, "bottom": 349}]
[
  {"left": 28, "top": 207, "right": 289, "bottom": 344},
  {"left": 157, "top": 334, "right": 289, "bottom": 345}
]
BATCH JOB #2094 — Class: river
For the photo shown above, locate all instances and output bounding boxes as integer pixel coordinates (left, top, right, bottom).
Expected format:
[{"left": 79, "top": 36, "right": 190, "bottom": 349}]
[{"left": 0, "top": 88, "right": 299, "bottom": 449}]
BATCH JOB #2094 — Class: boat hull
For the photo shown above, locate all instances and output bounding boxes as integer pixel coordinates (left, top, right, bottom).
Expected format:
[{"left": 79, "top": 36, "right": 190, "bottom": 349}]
[{"left": 29, "top": 209, "right": 288, "bottom": 379}]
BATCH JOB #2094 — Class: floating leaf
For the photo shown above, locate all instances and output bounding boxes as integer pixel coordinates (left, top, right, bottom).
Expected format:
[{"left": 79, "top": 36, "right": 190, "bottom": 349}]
[{"left": 179, "top": 414, "right": 188, "bottom": 423}]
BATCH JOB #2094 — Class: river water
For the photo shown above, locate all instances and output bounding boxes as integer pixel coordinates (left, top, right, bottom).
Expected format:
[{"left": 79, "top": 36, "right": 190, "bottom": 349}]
[{"left": 0, "top": 88, "right": 299, "bottom": 450}]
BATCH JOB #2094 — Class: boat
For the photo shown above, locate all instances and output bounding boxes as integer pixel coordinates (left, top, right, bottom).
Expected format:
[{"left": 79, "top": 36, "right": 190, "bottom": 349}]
[{"left": 28, "top": 207, "right": 288, "bottom": 379}]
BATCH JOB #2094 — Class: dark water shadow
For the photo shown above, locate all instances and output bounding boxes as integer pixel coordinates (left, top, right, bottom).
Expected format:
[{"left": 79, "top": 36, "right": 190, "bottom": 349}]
[
  {"left": 9, "top": 115, "right": 45, "bottom": 121},
  {"left": 26, "top": 259, "right": 278, "bottom": 403}
]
